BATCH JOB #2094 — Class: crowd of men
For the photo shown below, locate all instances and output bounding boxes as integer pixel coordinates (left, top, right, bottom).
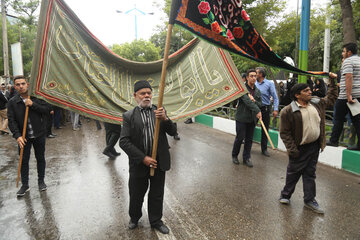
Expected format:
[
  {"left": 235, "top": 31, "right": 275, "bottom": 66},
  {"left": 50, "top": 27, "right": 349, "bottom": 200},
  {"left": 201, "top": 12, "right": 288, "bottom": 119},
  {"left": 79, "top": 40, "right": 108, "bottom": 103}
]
[{"left": 1, "top": 42, "right": 360, "bottom": 235}]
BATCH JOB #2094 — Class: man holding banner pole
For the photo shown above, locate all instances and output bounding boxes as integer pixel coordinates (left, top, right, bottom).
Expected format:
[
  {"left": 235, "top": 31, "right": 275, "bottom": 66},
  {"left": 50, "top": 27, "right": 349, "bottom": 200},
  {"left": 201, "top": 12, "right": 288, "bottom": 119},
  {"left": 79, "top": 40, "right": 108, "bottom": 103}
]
[
  {"left": 232, "top": 69, "right": 262, "bottom": 167},
  {"left": 120, "top": 80, "right": 177, "bottom": 234},
  {"left": 7, "top": 76, "right": 49, "bottom": 197}
]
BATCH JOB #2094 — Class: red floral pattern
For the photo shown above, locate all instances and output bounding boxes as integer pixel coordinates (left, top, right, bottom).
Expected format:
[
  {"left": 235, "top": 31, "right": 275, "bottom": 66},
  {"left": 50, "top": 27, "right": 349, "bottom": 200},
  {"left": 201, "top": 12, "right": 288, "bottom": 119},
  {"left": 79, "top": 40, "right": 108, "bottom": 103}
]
[
  {"left": 211, "top": 21, "right": 222, "bottom": 33},
  {"left": 233, "top": 27, "right": 244, "bottom": 39},
  {"left": 241, "top": 10, "right": 250, "bottom": 21},
  {"left": 198, "top": 1, "right": 211, "bottom": 14},
  {"left": 226, "top": 29, "right": 234, "bottom": 40}
]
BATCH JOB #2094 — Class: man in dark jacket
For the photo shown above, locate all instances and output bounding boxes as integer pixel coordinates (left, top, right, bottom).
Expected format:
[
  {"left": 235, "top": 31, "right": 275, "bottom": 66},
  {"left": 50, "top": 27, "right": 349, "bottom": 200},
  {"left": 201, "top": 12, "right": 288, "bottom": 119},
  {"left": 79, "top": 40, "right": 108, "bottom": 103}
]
[
  {"left": 0, "top": 82, "right": 9, "bottom": 134},
  {"left": 120, "top": 80, "right": 177, "bottom": 234},
  {"left": 7, "top": 76, "right": 49, "bottom": 197},
  {"left": 278, "top": 73, "right": 338, "bottom": 214},
  {"left": 232, "top": 69, "right": 262, "bottom": 167}
]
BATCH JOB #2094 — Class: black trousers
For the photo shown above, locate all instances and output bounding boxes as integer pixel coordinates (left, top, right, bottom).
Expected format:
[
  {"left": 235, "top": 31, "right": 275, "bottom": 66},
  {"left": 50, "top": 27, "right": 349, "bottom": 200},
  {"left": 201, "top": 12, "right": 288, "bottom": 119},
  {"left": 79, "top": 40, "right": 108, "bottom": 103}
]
[
  {"left": 260, "top": 105, "right": 270, "bottom": 152},
  {"left": 20, "top": 135, "right": 46, "bottom": 186},
  {"left": 104, "top": 124, "right": 121, "bottom": 154},
  {"left": 46, "top": 113, "right": 53, "bottom": 136},
  {"left": 53, "top": 106, "right": 61, "bottom": 128},
  {"left": 281, "top": 141, "right": 320, "bottom": 202},
  {"left": 330, "top": 98, "right": 360, "bottom": 147},
  {"left": 232, "top": 121, "right": 256, "bottom": 161},
  {"left": 128, "top": 170, "right": 165, "bottom": 226}
]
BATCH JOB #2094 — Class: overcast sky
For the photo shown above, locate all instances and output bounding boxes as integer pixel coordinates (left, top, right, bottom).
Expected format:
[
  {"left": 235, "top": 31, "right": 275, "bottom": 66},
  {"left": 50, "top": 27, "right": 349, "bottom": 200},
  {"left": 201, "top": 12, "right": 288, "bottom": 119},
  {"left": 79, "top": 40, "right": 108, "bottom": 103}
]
[
  {"left": 65, "top": 0, "right": 166, "bottom": 46},
  {"left": 63, "top": 0, "right": 331, "bottom": 47}
]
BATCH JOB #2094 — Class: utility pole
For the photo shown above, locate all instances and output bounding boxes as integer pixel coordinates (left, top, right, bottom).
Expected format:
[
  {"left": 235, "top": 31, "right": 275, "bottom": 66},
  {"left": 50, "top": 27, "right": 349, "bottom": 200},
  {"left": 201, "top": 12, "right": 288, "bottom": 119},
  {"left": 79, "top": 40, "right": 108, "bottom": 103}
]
[
  {"left": 295, "top": 0, "right": 299, "bottom": 68},
  {"left": 323, "top": 16, "right": 331, "bottom": 74},
  {"left": 1, "top": 0, "right": 10, "bottom": 84},
  {"left": 298, "top": 0, "right": 311, "bottom": 83}
]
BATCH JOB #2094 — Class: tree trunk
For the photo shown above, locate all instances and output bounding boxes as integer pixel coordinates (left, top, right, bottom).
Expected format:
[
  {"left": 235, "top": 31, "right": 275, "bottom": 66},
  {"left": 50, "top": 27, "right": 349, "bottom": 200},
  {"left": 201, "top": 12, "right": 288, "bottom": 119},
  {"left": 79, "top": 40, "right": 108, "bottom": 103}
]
[{"left": 339, "top": 0, "right": 356, "bottom": 44}]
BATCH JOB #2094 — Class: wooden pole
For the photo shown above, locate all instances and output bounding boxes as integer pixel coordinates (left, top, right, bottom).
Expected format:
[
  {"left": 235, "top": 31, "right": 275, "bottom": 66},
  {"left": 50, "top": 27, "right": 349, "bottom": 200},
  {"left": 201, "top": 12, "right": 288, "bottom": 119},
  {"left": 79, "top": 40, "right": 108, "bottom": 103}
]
[
  {"left": 16, "top": 96, "right": 30, "bottom": 187},
  {"left": 150, "top": 24, "right": 173, "bottom": 176},
  {"left": 259, "top": 119, "right": 275, "bottom": 150}
]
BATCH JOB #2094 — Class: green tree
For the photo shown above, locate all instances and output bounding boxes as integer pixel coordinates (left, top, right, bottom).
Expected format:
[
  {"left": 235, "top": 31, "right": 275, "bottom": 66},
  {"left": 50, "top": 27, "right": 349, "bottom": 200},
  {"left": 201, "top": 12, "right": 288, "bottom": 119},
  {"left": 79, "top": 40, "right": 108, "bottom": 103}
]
[
  {"left": 0, "top": 0, "right": 39, "bottom": 77},
  {"left": 10, "top": 0, "right": 39, "bottom": 29},
  {"left": 338, "top": 0, "right": 356, "bottom": 44},
  {"left": 150, "top": 24, "right": 194, "bottom": 56},
  {"left": 111, "top": 39, "right": 161, "bottom": 62},
  {"left": 242, "top": 0, "right": 286, "bottom": 37},
  {"left": 269, "top": 9, "right": 327, "bottom": 72}
]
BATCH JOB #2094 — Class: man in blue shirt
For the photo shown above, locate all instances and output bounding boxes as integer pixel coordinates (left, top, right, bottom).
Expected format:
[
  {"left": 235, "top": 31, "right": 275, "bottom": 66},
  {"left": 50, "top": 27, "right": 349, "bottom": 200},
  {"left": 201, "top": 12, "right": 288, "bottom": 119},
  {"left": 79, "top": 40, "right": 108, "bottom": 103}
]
[{"left": 255, "top": 67, "right": 279, "bottom": 157}]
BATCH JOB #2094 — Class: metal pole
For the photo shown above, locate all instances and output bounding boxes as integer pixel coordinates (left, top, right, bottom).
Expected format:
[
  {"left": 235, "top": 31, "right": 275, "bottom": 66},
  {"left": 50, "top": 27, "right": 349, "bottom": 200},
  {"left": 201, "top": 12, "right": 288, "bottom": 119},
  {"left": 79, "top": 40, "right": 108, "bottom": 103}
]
[
  {"left": 295, "top": 0, "right": 299, "bottom": 68},
  {"left": 298, "top": 0, "right": 311, "bottom": 83},
  {"left": 323, "top": 16, "right": 331, "bottom": 74},
  {"left": 135, "top": 15, "right": 137, "bottom": 40},
  {"left": 1, "top": 0, "right": 10, "bottom": 84}
]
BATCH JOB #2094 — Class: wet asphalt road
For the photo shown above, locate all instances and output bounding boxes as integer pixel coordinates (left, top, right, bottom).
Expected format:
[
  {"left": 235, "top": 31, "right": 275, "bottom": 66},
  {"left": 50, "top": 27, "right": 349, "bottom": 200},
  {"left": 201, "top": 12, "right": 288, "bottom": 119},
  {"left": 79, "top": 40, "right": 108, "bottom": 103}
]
[{"left": 0, "top": 120, "right": 359, "bottom": 240}]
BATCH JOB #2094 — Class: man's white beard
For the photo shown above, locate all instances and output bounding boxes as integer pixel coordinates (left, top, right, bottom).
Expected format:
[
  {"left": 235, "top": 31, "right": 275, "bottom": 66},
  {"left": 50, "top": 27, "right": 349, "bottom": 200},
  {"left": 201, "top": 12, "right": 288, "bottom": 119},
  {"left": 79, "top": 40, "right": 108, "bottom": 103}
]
[{"left": 137, "top": 98, "right": 152, "bottom": 108}]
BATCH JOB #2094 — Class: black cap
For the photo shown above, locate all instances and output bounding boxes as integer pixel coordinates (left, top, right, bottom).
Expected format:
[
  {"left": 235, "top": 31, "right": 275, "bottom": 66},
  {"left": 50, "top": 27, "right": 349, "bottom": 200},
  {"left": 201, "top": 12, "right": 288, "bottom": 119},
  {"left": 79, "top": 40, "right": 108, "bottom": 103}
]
[{"left": 134, "top": 80, "right": 152, "bottom": 93}]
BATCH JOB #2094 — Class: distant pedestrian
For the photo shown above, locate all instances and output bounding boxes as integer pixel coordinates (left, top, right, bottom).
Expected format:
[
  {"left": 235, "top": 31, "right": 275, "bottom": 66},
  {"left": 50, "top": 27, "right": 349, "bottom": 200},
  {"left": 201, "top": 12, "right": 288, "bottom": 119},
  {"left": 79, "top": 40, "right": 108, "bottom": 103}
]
[
  {"left": 70, "top": 111, "right": 80, "bottom": 131},
  {"left": 9, "top": 84, "right": 17, "bottom": 99},
  {"left": 231, "top": 69, "right": 262, "bottom": 167},
  {"left": 278, "top": 73, "right": 338, "bottom": 214},
  {"left": 53, "top": 106, "right": 62, "bottom": 129},
  {"left": 120, "top": 80, "right": 177, "bottom": 234},
  {"left": 7, "top": 76, "right": 49, "bottom": 197},
  {"left": 0, "top": 83, "right": 9, "bottom": 134},
  {"left": 256, "top": 67, "right": 279, "bottom": 157},
  {"left": 95, "top": 120, "right": 102, "bottom": 130},
  {"left": 327, "top": 42, "right": 360, "bottom": 151},
  {"left": 279, "top": 81, "right": 285, "bottom": 105},
  {"left": 312, "top": 78, "right": 326, "bottom": 98},
  {"left": 46, "top": 104, "right": 56, "bottom": 138},
  {"left": 173, "top": 123, "right": 180, "bottom": 140},
  {"left": 103, "top": 122, "right": 121, "bottom": 159}
]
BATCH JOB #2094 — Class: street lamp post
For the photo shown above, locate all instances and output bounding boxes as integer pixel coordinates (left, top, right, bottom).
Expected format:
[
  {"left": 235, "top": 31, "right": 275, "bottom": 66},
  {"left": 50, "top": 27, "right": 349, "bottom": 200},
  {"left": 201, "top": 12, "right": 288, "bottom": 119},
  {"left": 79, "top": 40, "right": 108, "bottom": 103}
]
[
  {"left": 2, "top": 0, "right": 10, "bottom": 83},
  {"left": 116, "top": 5, "right": 154, "bottom": 40}
]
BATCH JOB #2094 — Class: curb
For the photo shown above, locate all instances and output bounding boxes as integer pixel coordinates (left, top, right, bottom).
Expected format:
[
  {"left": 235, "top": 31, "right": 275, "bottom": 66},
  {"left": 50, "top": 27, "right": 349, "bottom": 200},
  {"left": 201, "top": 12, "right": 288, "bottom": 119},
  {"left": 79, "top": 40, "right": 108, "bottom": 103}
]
[{"left": 195, "top": 114, "right": 360, "bottom": 175}]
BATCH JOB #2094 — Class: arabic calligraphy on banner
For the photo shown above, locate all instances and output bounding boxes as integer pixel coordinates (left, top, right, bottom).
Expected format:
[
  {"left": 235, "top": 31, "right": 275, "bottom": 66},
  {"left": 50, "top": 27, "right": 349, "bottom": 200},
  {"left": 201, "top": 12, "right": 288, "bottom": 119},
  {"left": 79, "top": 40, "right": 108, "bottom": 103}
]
[{"left": 30, "top": 0, "right": 246, "bottom": 123}]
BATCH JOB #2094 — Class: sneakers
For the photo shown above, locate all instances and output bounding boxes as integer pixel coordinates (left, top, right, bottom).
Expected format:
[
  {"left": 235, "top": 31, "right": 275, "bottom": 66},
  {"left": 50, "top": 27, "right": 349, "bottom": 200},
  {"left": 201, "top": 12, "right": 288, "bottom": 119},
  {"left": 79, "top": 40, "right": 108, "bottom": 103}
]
[
  {"left": 17, "top": 185, "right": 29, "bottom": 197},
  {"left": 262, "top": 150, "right": 270, "bottom": 157},
  {"left": 73, "top": 127, "right": 80, "bottom": 131},
  {"left": 347, "top": 146, "right": 360, "bottom": 151},
  {"left": 103, "top": 149, "right": 116, "bottom": 159},
  {"left": 304, "top": 199, "right": 324, "bottom": 214},
  {"left": 38, "top": 181, "right": 47, "bottom": 191},
  {"left": 128, "top": 220, "right": 138, "bottom": 229},
  {"left": 326, "top": 140, "right": 338, "bottom": 147},
  {"left": 152, "top": 223, "right": 170, "bottom": 234},
  {"left": 111, "top": 149, "right": 121, "bottom": 156},
  {"left": 243, "top": 159, "right": 253, "bottom": 168},
  {"left": 184, "top": 118, "right": 193, "bottom": 124},
  {"left": 232, "top": 156, "right": 240, "bottom": 164},
  {"left": 279, "top": 196, "right": 290, "bottom": 204}
]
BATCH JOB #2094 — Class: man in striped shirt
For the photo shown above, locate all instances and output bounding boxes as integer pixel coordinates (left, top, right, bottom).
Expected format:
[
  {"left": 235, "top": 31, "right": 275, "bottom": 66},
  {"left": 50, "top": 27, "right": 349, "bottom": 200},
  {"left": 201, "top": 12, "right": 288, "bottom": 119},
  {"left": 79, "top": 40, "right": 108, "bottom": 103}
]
[
  {"left": 120, "top": 80, "right": 177, "bottom": 234},
  {"left": 328, "top": 43, "right": 360, "bottom": 151}
]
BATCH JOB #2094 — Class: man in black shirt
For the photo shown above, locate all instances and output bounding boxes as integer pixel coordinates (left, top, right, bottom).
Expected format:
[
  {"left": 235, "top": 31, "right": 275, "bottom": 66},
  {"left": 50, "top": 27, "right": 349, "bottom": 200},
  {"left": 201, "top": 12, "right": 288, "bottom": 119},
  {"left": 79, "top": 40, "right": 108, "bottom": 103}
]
[{"left": 7, "top": 76, "right": 49, "bottom": 197}]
